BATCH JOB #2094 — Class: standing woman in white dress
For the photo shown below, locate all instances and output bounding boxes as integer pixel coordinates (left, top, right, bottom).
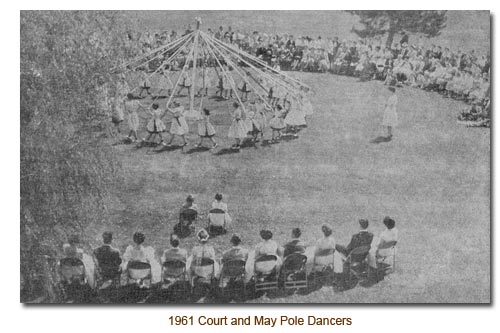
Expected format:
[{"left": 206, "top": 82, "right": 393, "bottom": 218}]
[
  {"left": 227, "top": 102, "right": 248, "bottom": 149},
  {"left": 165, "top": 100, "right": 189, "bottom": 146},
  {"left": 143, "top": 103, "right": 167, "bottom": 144},
  {"left": 382, "top": 86, "right": 399, "bottom": 139},
  {"left": 196, "top": 108, "right": 217, "bottom": 149}
]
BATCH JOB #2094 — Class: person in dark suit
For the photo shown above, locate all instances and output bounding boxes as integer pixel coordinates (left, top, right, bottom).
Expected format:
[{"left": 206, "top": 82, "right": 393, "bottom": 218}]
[
  {"left": 93, "top": 232, "right": 122, "bottom": 281},
  {"left": 283, "top": 228, "right": 306, "bottom": 258},
  {"left": 335, "top": 219, "right": 374, "bottom": 257}
]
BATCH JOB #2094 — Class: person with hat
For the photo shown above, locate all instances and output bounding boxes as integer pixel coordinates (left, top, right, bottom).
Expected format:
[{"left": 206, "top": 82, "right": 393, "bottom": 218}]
[
  {"left": 165, "top": 100, "right": 189, "bottom": 147},
  {"left": 227, "top": 101, "right": 248, "bottom": 149},
  {"left": 196, "top": 107, "right": 217, "bottom": 149}
]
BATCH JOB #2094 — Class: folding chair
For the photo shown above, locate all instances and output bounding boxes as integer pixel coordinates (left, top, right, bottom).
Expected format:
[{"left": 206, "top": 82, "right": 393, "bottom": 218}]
[
  {"left": 376, "top": 241, "right": 397, "bottom": 274},
  {"left": 162, "top": 259, "right": 190, "bottom": 294},
  {"left": 191, "top": 257, "right": 216, "bottom": 287},
  {"left": 207, "top": 208, "right": 227, "bottom": 236},
  {"left": 126, "top": 261, "right": 152, "bottom": 288},
  {"left": 345, "top": 245, "right": 371, "bottom": 283},
  {"left": 281, "top": 253, "right": 308, "bottom": 291},
  {"left": 254, "top": 254, "right": 279, "bottom": 294},
  {"left": 219, "top": 259, "right": 246, "bottom": 297},
  {"left": 311, "top": 248, "right": 335, "bottom": 286},
  {"left": 59, "top": 257, "right": 92, "bottom": 302}
]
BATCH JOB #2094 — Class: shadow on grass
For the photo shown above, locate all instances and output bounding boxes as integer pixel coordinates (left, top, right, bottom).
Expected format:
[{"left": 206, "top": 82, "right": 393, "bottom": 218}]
[
  {"left": 184, "top": 146, "right": 211, "bottom": 154},
  {"left": 370, "top": 136, "right": 392, "bottom": 144},
  {"left": 214, "top": 147, "right": 241, "bottom": 156},
  {"left": 153, "top": 145, "right": 184, "bottom": 153}
]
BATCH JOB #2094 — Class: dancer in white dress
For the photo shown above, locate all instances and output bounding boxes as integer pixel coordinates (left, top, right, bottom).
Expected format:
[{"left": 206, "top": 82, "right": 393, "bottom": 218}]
[
  {"left": 268, "top": 104, "right": 286, "bottom": 142},
  {"left": 227, "top": 102, "right": 248, "bottom": 149},
  {"left": 382, "top": 86, "right": 399, "bottom": 139},
  {"left": 284, "top": 98, "right": 306, "bottom": 136},
  {"left": 196, "top": 108, "right": 217, "bottom": 149},
  {"left": 166, "top": 100, "right": 189, "bottom": 146},
  {"left": 143, "top": 103, "right": 166, "bottom": 143},
  {"left": 124, "top": 93, "right": 145, "bottom": 142}
]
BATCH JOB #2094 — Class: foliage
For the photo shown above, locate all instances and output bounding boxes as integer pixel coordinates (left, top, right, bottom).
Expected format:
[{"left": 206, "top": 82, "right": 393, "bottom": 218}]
[
  {"left": 20, "top": 11, "right": 137, "bottom": 302},
  {"left": 347, "top": 11, "right": 447, "bottom": 47}
]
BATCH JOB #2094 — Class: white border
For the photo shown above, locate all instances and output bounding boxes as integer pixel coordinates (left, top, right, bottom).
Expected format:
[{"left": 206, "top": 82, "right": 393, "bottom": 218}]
[{"left": 4, "top": 1, "right": 498, "bottom": 332}]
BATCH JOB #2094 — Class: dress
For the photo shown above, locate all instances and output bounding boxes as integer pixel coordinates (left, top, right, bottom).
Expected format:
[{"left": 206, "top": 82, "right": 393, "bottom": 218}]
[
  {"left": 284, "top": 104, "right": 306, "bottom": 126},
  {"left": 254, "top": 103, "right": 268, "bottom": 130},
  {"left": 211, "top": 200, "right": 232, "bottom": 225},
  {"left": 125, "top": 100, "right": 140, "bottom": 131},
  {"left": 269, "top": 109, "right": 286, "bottom": 130},
  {"left": 146, "top": 109, "right": 166, "bottom": 133},
  {"left": 122, "top": 245, "right": 161, "bottom": 283},
  {"left": 227, "top": 107, "right": 248, "bottom": 139},
  {"left": 198, "top": 114, "right": 216, "bottom": 137},
  {"left": 382, "top": 94, "right": 399, "bottom": 127},
  {"left": 169, "top": 105, "right": 189, "bottom": 135}
]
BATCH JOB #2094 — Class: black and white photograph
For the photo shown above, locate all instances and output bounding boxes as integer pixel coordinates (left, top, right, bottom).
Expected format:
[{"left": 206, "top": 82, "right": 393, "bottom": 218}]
[{"left": 19, "top": 10, "right": 490, "bottom": 304}]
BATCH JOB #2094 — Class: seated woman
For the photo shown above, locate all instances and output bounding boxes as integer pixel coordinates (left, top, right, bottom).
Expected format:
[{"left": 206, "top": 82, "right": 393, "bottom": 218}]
[
  {"left": 211, "top": 193, "right": 233, "bottom": 225},
  {"left": 62, "top": 235, "right": 96, "bottom": 288},
  {"left": 252, "top": 230, "right": 283, "bottom": 275},
  {"left": 312, "top": 224, "right": 339, "bottom": 273},
  {"left": 367, "top": 217, "right": 398, "bottom": 281},
  {"left": 222, "top": 234, "right": 248, "bottom": 264},
  {"left": 122, "top": 232, "right": 161, "bottom": 284},
  {"left": 189, "top": 229, "right": 220, "bottom": 282},
  {"left": 161, "top": 234, "right": 188, "bottom": 264},
  {"left": 175, "top": 195, "right": 199, "bottom": 237}
]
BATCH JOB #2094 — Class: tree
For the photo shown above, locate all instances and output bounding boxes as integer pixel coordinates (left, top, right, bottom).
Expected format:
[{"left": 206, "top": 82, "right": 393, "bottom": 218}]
[
  {"left": 20, "top": 11, "right": 138, "bottom": 302},
  {"left": 347, "top": 11, "right": 447, "bottom": 48}
]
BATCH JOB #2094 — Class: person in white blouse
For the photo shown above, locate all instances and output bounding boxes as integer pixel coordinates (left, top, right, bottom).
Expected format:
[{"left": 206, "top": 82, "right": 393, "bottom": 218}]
[
  {"left": 62, "top": 235, "right": 96, "bottom": 289},
  {"left": 122, "top": 232, "right": 161, "bottom": 284},
  {"left": 211, "top": 193, "right": 232, "bottom": 225},
  {"left": 367, "top": 217, "right": 398, "bottom": 270}
]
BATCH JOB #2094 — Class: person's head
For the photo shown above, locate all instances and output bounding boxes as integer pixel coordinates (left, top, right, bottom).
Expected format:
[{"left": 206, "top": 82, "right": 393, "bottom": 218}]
[
  {"left": 152, "top": 103, "right": 159, "bottom": 110},
  {"left": 197, "top": 229, "right": 209, "bottom": 243},
  {"left": 102, "top": 232, "right": 113, "bottom": 245},
  {"left": 383, "top": 217, "right": 396, "bottom": 230},
  {"left": 359, "top": 219, "right": 369, "bottom": 230},
  {"left": 203, "top": 108, "right": 210, "bottom": 116},
  {"left": 292, "top": 227, "right": 301, "bottom": 239},
  {"left": 260, "top": 229, "right": 273, "bottom": 241},
  {"left": 215, "top": 193, "right": 223, "bottom": 201},
  {"left": 388, "top": 86, "right": 396, "bottom": 93},
  {"left": 127, "top": 93, "right": 134, "bottom": 100},
  {"left": 321, "top": 224, "right": 333, "bottom": 237},
  {"left": 68, "top": 235, "right": 80, "bottom": 246},
  {"left": 230, "top": 234, "right": 242, "bottom": 246},
  {"left": 133, "top": 232, "right": 145, "bottom": 245},
  {"left": 170, "top": 234, "right": 180, "bottom": 248}
]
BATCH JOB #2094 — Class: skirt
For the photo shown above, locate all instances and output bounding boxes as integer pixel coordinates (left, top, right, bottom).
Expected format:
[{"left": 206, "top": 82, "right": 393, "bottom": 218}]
[
  {"left": 382, "top": 107, "right": 398, "bottom": 127},
  {"left": 170, "top": 116, "right": 189, "bottom": 135},
  {"left": 227, "top": 119, "right": 248, "bottom": 139},
  {"left": 128, "top": 113, "right": 139, "bottom": 131},
  {"left": 285, "top": 109, "right": 306, "bottom": 126},
  {"left": 269, "top": 117, "right": 285, "bottom": 130},
  {"left": 147, "top": 119, "right": 166, "bottom": 133},
  {"left": 198, "top": 122, "right": 216, "bottom": 137}
]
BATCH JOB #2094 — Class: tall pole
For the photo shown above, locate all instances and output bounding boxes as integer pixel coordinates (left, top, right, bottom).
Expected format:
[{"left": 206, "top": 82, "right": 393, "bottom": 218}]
[{"left": 189, "top": 18, "right": 201, "bottom": 112}]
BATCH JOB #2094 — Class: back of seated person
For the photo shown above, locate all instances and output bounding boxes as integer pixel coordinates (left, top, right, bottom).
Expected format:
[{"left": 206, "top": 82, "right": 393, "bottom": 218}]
[
  {"left": 254, "top": 230, "right": 281, "bottom": 260},
  {"left": 161, "top": 235, "right": 188, "bottom": 264},
  {"left": 336, "top": 219, "right": 374, "bottom": 258},
  {"left": 222, "top": 234, "right": 248, "bottom": 263},
  {"left": 315, "top": 224, "right": 336, "bottom": 256},
  {"left": 283, "top": 227, "right": 306, "bottom": 258},
  {"left": 93, "top": 232, "right": 122, "bottom": 279}
]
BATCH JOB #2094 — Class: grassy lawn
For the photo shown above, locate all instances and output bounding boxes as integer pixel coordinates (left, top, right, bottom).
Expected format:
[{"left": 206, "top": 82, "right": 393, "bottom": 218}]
[{"left": 91, "top": 72, "right": 489, "bottom": 303}]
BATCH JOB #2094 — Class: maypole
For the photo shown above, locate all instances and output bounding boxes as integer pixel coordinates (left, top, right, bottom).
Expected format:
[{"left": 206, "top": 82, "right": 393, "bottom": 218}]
[{"left": 189, "top": 18, "right": 202, "bottom": 112}]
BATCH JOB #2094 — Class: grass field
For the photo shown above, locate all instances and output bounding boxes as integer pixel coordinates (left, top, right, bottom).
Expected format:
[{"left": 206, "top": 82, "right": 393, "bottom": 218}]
[{"left": 96, "top": 72, "right": 490, "bottom": 303}]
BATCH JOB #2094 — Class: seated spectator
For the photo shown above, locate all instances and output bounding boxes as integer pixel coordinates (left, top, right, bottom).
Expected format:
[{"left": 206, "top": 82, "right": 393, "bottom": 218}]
[
  {"left": 175, "top": 195, "right": 199, "bottom": 237},
  {"left": 283, "top": 227, "right": 306, "bottom": 257},
  {"left": 254, "top": 229, "right": 282, "bottom": 259},
  {"left": 222, "top": 234, "right": 248, "bottom": 263},
  {"left": 190, "top": 229, "right": 219, "bottom": 278},
  {"left": 335, "top": 219, "right": 374, "bottom": 258},
  {"left": 211, "top": 193, "right": 233, "bottom": 225},
  {"left": 161, "top": 234, "right": 188, "bottom": 264},
  {"left": 62, "top": 235, "right": 96, "bottom": 288},
  {"left": 315, "top": 224, "right": 336, "bottom": 255},
  {"left": 93, "top": 232, "right": 122, "bottom": 282},
  {"left": 122, "top": 232, "right": 161, "bottom": 283},
  {"left": 368, "top": 216, "right": 399, "bottom": 270}
]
